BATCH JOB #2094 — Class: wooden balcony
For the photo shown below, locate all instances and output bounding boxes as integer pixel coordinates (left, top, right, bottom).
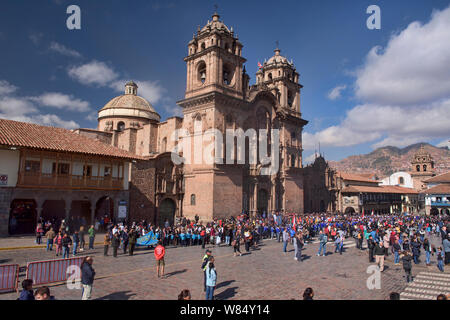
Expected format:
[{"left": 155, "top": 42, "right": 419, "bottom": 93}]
[{"left": 17, "top": 172, "right": 124, "bottom": 190}]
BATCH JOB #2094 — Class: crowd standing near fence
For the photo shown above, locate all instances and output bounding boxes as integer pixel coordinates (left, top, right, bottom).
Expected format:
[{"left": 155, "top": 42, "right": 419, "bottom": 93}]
[{"left": 5, "top": 210, "right": 450, "bottom": 300}]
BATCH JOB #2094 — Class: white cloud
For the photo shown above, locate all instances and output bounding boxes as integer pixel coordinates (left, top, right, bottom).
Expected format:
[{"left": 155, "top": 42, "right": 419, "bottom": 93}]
[
  {"left": 110, "top": 80, "right": 166, "bottom": 105},
  {"left": 49, "top": 42, "right": 82, "bottom": 58},
  {"left": 355, "top": 7, "right": 450, "bottom": 106},
  {"left": 304, "top": 6, "right": 450, "bottom": 151},
  {"left": 85, "top": 111, "right": 98, "bottom": 122},
  {"left": 303, "top": 153, "right": 318, "bottom": 164},
  {"left": 0, "top": 80, "right": 18, "bottom": 96},
  {"left": 0, "top": 81, "right": 81, "bottom": 129},
  {"left": 436, "top": 139, "right": 449, "bottom": 148},
  {"left": 68, "top": 61, "right": 118, "bottom": 86},
  {"left": 327, "top": 85, "right": 347, "bottom": 100},
  {"left": 0, "top": 96, "right": 38, "bottom": 117},
  {"left": 162, "top": 104, "right": 183, "bottom": 117},
  {"left": 30, "top": 92, "right": 91, "bottom": 112}
]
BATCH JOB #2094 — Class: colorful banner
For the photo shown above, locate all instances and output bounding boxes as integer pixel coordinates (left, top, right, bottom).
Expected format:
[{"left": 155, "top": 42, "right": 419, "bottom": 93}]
[{"left": 136, "top": 231, "right": 158, "bottom": 246}]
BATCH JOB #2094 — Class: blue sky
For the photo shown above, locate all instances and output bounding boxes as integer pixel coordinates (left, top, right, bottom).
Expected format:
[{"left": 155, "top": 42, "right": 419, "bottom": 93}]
[{"left": 0, "top": 0, "right": 449, "bottom": 163}]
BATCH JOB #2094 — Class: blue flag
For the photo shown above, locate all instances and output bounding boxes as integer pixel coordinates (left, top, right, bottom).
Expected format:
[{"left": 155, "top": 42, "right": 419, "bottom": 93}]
[{"left": 136, "top": 231, "right": 158, "bottom": 246}]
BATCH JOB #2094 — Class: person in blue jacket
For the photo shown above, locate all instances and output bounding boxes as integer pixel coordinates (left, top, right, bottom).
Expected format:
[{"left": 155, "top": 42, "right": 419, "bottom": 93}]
[
  {"left": 19, "top": 279, "right": 34, "bottom": 300},
  {"left": 205, "top": 257, "right": 217, "bottom": 300}
]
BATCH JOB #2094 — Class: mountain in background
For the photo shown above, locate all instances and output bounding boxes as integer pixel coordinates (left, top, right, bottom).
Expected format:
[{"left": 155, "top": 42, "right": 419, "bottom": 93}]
[{"left": 328, "top": 143, "right": 450, "bottom": 178}]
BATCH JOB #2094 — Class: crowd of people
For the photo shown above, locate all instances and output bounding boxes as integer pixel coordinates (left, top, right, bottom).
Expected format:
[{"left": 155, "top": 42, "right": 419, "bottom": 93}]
[{"left": 28, "top": 210, "right": 450, "bottom": 300}]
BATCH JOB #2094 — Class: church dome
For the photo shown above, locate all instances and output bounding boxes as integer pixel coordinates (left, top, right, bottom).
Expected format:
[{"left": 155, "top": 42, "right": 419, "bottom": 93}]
[
  {"left": 98, "top": 81, "right": 160, "bottom": 122},
  {"left": 266, "top": 48, "right": 294, "bottom": 67},
  {"left": 201, "top": 12, "right": 232, "bottom": 34}
]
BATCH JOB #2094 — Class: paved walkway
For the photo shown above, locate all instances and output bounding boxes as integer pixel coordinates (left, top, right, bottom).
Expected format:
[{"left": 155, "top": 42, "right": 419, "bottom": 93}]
[{"left": 1, "top": 235, "right": 448, "bottom": 300}]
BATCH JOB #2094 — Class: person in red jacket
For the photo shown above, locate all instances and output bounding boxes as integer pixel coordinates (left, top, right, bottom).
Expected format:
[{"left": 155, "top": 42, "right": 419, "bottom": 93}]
[{"left": 154, "top": 241, "right": 166, "bottom": 278}]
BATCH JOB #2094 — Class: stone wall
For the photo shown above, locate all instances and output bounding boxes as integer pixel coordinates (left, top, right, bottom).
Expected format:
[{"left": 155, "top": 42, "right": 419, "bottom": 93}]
[
  {"left": 129, "top": 160, "right": 157, "bottom": 223},
  {"left": 0, "top": 188, "right": 13, "bottom": 237}
]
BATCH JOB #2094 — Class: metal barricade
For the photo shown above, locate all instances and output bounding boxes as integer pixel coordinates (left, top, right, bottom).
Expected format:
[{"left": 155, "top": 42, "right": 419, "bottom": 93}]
[
  {"left": 26, "top": 257, "right": 84, "bottom": 286},
  {"left": 0, "top": 264, "right": 19, "bottom": 293}
]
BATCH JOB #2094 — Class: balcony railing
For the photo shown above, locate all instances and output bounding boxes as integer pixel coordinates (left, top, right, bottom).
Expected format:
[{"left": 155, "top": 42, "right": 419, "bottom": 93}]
[{"left": 18, "top": 172, "right": 124, "bottom": 190}]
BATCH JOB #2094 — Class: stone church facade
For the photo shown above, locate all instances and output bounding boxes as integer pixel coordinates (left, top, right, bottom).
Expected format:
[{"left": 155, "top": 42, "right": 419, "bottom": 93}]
[{"left": 77, "top": 12, "right": 308, "bottom": 225}]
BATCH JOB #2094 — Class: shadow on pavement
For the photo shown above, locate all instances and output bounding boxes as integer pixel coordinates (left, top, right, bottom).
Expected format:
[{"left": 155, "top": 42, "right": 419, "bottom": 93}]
[
  {"left": 96, "top": 290, "right": 136, "bottom": 300},
  {"left": 216, "top": 280, "right": 235, "bottom": 289},
  {"left": 215, "top": 287, "right": 238, "bottom": 300},
  {"left": 165, "top": 269, "right": 188, "bottom": 278},
  {"left": 300, "top": 254, "right": 311, "bottom": 261}
]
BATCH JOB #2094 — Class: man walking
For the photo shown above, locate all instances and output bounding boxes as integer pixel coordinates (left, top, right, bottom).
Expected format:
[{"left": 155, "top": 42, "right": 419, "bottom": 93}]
[
  {"left": 154, "top": 241, "right": 166, "bottom": 278},
  {"left": 62, "top": 233, "right": 72, "bottom": 259},
  {"left": 374, "top": 241, "right": 386, "bottom": 272},
  {"left": 81, "top": 256, "right": 95, "bottom": 300},
  {"left": 45, "top": 228, "right": 55, "bottom": 251},
  {"left": 103, "top": 233, "right": 111, "bottom": 256},
  {"left": 111, "top": 232, "right": 120, "bottom": 258},
  {"left": 128, "top": 228, "right": 138, "bottom": 256},
  {"left": 317, "top": 230, "right": 327, "bottom": 257},
  {"left": 88, "top": 225, "right": 95, "bottom": 250}
]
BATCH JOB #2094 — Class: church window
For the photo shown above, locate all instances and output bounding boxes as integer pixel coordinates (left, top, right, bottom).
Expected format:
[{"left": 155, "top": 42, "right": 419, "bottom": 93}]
[
  {"left": 291, "top": 154, "right": 296, "bottom": 167},
  {"left": 201, "top": 43, "right": 206, "bottom": 51},
  {"left": 268, "top": 73, "right": 272, "bottom": 81},
  {"left": 161, "top": 137, "right": 167, "bottom": 153},
  {"left": 416, "top": 165, "right": 420, "bottom": 172},
  {"left": 191, "top": 194, "right": 196, "bottom": 205},
  {"left": 398, "top": 177, "right": 404, "bottom": 185},
  {"left": 117, "top": 121, "right": 125, "bottom": 132},
  {"left": 423, "top": 165, "right": 427, "bottom": 172},
  {"left": 194, "top": 115, "right": 202, "bottom": 133}
]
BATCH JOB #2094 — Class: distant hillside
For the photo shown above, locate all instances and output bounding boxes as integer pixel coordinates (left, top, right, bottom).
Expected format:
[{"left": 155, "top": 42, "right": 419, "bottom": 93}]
[{"left": 329, "top": 143, "right": 450, "bottom": 178}]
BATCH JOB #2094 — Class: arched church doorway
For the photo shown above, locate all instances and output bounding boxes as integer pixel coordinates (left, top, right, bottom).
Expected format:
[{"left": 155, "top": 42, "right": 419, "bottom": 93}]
[
  {"left": 430, "top": 208, "right": 439, "bottom": 216},
  {"left": 344, "top": 207, "right": 356, "bottom": 215},
  {"left": 257, "top": 189, "right": 269, "bottom": 216},
  {"left": 9, "top": 199, "right": 37, "bottom": 235},
  {"left": 158, "top": 198, "right": 176, "bottom": 227}
]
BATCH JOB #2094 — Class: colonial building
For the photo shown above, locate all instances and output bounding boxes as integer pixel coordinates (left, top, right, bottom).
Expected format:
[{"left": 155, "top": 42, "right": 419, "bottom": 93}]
[
  {"left": 422, "top": 172, "right": 450, "bottom": 215},
  {"left": 77, "top": 11, "right": 308, "bottom": 225},
  {"left": 303, "top": 156, "right": 419, "bottom": 215},
  {"left": 0, "top": 119, "right": 139, "bottom": 236}
]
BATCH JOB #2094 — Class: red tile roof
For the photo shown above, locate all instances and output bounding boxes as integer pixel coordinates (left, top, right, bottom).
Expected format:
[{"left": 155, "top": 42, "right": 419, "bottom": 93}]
[
  {"left": 338, "top": 172, "right": 379, "bottom": 183},
  {"left": 342, "top": 185, "right": 418, "bottom": 194},
  {"left": 421, "top": 184, "right": 450, "bottom": 195},
  {"left": 0, "top": 118, "right": 142, "bottom": 160},
  {"left": 423, "top": 172, "right": 450, "bottom": 184}
]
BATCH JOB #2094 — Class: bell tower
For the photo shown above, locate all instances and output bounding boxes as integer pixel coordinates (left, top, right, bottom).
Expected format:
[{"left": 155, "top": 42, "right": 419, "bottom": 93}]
[
  {"left": 257, "top": 47, "right": 302, "bottom": 114},
  {"left": 183, "top": 11, "right": 247, "bottom": 100},
  {"left": 411, "top": 144, "right": 435, "bottom": 190}
]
